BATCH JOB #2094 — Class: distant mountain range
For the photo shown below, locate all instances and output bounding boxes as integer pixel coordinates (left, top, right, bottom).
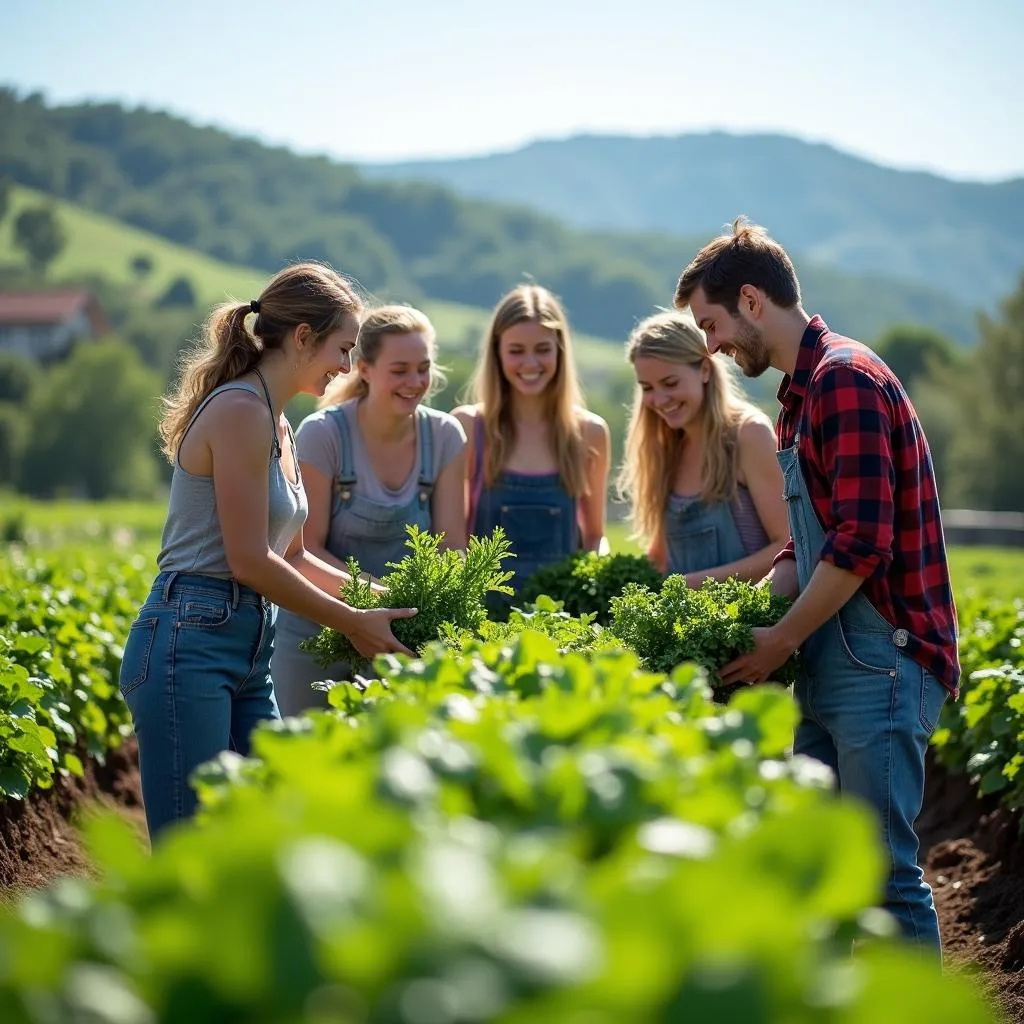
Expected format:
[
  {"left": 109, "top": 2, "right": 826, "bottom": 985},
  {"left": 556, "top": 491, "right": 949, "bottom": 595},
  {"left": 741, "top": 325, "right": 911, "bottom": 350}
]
[{"left": 363, "top": 132, "right": 1024, "bottom": 308}]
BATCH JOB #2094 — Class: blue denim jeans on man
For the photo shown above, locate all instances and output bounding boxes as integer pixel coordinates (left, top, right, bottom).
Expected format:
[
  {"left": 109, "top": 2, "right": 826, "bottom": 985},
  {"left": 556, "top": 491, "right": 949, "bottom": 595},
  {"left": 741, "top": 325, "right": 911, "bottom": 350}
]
[{"left": 779, "top": 438, "right": 947, "bottom": 951}]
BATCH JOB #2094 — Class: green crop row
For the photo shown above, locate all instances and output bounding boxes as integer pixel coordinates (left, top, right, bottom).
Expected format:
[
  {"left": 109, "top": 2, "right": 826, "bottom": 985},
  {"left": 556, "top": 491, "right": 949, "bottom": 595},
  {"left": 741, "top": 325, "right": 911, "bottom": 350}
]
[
  {"left": 0, "top": 546, "right": 150, "bottom": 799},
  {"left": 0, "top": 632, "right": 995, "bottom": 1022},
  {"left": 0, "top": 539, "right": 1018, "bottom": 1021},
  {"left": 931, "top": 595, "right": 1024, "bottom": 811}
]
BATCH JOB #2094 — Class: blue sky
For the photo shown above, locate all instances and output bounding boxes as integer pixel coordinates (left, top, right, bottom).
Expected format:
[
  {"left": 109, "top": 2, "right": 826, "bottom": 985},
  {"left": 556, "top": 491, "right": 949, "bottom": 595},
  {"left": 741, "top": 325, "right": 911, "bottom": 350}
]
[{"left": 2, "top": 0, "right": 1022, "bottom": 180}]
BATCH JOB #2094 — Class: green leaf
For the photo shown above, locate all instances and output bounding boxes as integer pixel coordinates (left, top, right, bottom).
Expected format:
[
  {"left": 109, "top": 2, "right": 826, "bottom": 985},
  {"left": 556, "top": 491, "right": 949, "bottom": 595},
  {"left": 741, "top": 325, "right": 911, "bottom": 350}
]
[{"left": 0, "top": 764, "right": 33, "bottom": 798}]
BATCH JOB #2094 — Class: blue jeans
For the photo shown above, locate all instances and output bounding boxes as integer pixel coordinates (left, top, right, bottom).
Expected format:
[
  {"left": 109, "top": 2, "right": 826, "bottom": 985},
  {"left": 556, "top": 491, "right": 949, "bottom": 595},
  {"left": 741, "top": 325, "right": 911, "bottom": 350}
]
[
  {"left": 119, "top": 571, "right": 279, "bottom": 842},
  {"left": 796, "top": 610, "right": 948, "bottom": 949}
]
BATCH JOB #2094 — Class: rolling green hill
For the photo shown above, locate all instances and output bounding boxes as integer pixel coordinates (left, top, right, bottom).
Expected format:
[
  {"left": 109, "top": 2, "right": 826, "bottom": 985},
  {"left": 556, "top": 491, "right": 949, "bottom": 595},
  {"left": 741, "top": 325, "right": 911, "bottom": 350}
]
[
  {"left": 0, "top": 90, "right": 980, "bottom": 345},
  {"left": 0, "top": 186, "right": 632, "bottom": 385},
  {"left": 0, "top": 186, "right": 264, "bottom": 307}
]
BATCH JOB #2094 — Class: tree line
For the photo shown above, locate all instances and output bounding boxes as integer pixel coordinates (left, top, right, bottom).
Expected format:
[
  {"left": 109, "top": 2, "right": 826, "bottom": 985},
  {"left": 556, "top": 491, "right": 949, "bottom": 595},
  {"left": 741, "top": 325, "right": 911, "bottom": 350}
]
[
  {"left": 1, "top": 246, "right": 1022, "bottom": 511},
  {"left": 0, "top": 89, "right": 977, "bottom": 344}
]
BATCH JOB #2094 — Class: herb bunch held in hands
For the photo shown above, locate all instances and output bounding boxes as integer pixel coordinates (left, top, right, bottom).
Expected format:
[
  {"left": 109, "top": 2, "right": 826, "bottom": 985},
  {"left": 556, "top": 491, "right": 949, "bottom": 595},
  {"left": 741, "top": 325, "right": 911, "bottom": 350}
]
[
  {"left": 305, "top": 526, "right": 515, "bottom": 671},
  {"left": 609, "top": 574, "right": 797, "bottom": 690}
]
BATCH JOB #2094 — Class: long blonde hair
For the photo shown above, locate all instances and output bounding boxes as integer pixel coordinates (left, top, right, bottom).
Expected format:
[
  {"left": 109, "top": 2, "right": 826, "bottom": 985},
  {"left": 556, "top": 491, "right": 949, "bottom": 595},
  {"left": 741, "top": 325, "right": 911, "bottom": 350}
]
[
  {"left": 468, "top": 284, "right": 589, "bottom": 496},
  {"left": 616, "top": 310, "right": 768, "bottom": 543},
  {"left": 160, "top": 262, "right": 362, "bottom": 460},
  {"left": 319, "top": 304, "right": 444, "bottom": 408}
]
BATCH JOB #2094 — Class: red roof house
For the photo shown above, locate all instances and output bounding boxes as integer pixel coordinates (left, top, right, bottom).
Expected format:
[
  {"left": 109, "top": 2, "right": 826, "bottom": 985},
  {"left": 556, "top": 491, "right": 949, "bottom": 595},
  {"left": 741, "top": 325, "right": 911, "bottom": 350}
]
[{"left": 0, "top": 289, "right": 109, "bottom": 362}]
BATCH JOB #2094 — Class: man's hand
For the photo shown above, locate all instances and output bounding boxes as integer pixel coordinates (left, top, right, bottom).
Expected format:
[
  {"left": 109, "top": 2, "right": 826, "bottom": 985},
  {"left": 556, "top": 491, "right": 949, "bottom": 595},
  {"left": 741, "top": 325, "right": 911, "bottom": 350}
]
[{"left": 718, "top": 626, "right": 797, "bottom": 686}]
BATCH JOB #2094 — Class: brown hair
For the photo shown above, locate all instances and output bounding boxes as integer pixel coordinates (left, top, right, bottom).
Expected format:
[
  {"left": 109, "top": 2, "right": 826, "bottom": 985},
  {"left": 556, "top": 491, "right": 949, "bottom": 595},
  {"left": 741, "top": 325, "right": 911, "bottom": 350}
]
[
  {"left": 675, "top": 216, "right": 801, "bottom": 314},
  {"left": 468, "top": 284, "right": 589, "bottom": 496},
  {"left": 319, "top": 304, "right": 443, "bottom": 408},
  {"left": 159, "top": 262, "right": 362, "bottom": 460},
  {"left": 616, "top": 310, "right": 769, "bottom": 544}
]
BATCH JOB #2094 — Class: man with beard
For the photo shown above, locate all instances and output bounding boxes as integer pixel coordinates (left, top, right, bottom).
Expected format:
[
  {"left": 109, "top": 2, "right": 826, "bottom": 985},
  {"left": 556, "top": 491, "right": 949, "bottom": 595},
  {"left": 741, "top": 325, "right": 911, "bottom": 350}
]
[{"left": 674, "top": 217, "right": 959, "bottom": 956}]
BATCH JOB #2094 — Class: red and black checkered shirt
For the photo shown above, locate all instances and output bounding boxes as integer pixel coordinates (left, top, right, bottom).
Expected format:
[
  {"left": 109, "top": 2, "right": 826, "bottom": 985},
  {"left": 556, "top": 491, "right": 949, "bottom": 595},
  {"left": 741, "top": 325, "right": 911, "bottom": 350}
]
[{"left": 773, "top": 316, "right": 960, "bottom": 696}]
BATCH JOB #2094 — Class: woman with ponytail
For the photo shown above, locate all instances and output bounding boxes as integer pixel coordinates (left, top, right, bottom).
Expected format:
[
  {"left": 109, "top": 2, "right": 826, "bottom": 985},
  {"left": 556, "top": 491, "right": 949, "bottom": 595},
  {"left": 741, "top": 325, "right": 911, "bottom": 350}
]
[
  {"left": 617, "top": 310, "right": 788, "bottom": 584},
  {"left": 119, "top": 263, "right": 417, "bottom": 842},
  {"left": 271, "top": 305, "right": 467, "bottom": 715},
  {"left": 454, "top": 285, "right": 610, "bottom": 609}
]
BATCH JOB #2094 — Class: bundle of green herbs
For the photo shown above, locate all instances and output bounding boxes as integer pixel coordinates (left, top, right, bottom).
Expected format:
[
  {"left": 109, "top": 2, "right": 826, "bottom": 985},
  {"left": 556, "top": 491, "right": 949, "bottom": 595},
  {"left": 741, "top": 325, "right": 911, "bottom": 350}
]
[
  {"left": 609, "top": 574, "right": 797, "bottom": 697},
  {"left": 303, "top": 526, "right": 515, "bottom": 670}
]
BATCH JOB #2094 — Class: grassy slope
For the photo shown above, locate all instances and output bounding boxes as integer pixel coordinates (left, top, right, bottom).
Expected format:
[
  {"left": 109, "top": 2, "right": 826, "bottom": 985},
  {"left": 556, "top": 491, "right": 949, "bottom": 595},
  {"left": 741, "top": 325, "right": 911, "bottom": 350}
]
[
  {"left": 1, "top": 186, "right": 265, "bottom": 308},
  {"left": 0, "top": 187, "right": 629, "bottom": 378}
]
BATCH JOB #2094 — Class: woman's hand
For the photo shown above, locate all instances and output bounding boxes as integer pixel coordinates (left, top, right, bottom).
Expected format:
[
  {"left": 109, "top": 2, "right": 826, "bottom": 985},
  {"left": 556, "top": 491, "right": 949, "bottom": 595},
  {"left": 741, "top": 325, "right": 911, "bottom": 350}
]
[{"left": 341, "top": 606, "right": 417, "bottom": 658}]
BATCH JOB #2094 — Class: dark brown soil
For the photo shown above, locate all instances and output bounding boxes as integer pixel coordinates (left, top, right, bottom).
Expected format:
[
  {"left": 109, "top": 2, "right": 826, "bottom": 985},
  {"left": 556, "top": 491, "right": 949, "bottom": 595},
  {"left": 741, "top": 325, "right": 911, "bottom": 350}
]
[
  {"left": 0, "top": 740, "right": 147, "bottom": 901},
  {"left": 0, "top": 744, "right": 1021, "bottom": 1019},
  {"left": 919, "top": 749, "right": 1024, "bottom": 1022}
]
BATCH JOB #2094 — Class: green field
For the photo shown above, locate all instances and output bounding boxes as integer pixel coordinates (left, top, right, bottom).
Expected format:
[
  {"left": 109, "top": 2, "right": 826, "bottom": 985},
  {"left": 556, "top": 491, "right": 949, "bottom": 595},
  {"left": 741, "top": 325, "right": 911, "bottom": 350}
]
[
  {"left": 0, "top": 497, "right": 1017, "bottom": 1021},
  {"left": 5, "top": 499, "right": 1021, "bottom": 606},
  {"left": 947, "top": 546, "right": 1024, "bottom": 603}
]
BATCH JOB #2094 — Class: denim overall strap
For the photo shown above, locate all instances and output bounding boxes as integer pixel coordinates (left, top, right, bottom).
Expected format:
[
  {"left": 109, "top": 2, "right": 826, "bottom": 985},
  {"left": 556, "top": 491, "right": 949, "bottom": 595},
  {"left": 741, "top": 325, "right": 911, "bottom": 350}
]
[
  {"left": 415, "top": 405, "right": 435, "bottom": 508},
  {"left": 327, "top": 404, "right": 357, "bottom": 509},
  {"left": 665, "top": 494, "right": 748, "bottom": 576},
  {"left": 777, "top": 432, "right": 946, "bottom": 952},
  {"left": 469, "top": 414, "right": 486, "bottom": 530}
]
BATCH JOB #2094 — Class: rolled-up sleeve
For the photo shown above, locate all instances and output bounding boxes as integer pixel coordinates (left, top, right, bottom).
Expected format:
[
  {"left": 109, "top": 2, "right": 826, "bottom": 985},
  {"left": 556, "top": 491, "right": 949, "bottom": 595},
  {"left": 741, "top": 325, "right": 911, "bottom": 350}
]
[
  {"left": 811, "top": 364, "right": 895, "bottom": 580},
  {"left": 772, "top": 539, "right": 796, "bottom": 566}
]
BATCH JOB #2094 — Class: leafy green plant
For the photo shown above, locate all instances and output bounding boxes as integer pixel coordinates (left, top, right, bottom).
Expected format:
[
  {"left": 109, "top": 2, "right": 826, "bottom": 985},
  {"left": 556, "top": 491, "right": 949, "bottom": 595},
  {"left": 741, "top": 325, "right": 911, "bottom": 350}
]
[
  {"left": 0, "top": 636, "right": 63, "bottom": 799},
  {"left": 519, "top": 550, "right": 663, "bottom": 623},
  {"left": 609, "top": 574, "right": 797, "bottom": 692},
  {"left": 0, "top": 547, "right": 146, "bottom": 798},
  {"left": 931, "top": 597, "right": 1024, "bottom": 813},
  {"left": 442, "top": 594, "right": 624, "bottom": 656},
  {"left": 304, "top": 526, "right": 515, "bottom": 670},
  {"left": 0, "top": 633, "right": 996, "bottom": 1023}
]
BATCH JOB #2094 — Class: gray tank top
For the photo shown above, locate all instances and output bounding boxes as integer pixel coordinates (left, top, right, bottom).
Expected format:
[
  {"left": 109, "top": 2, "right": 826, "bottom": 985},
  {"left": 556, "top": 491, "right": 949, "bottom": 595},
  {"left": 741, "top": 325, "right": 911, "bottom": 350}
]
[{"left": 157, "top": 376, "right": 308, "bottom": 578}]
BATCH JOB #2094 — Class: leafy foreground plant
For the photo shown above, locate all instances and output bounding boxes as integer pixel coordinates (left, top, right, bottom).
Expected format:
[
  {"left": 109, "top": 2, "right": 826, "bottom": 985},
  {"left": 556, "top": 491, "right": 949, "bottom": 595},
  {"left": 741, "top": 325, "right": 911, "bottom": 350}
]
[
  {"left": 303, "top": 526, "right": 515, "bottom": 672},
  {"left": 0, "top": 636, "right": 995, "bottom": 1024},
  {"left": 610, "top": 574, "right": 798, "bottom": 694},
  {"left": 0, "top": 547, "right": 147, "bottom": 799},
  {"left": 931, "top": 597, "right": 1024, "bottom": 815},
  {"left": 519, "top": 550, "right": 663, "bottom": 624},
  {"left": 442, "top": 594, "right": 625, "bottom": 658}
]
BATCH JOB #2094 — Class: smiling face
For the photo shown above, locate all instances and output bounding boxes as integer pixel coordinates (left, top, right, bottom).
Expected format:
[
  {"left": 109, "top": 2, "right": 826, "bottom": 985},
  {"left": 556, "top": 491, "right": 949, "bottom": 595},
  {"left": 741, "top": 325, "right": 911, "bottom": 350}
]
[
  {"left": 497, "top": 320, "right": 560, "bottom": 398},
  {"left": 688, "top": 285, "right": 771, "bottom": 378},
  {"left": 633, "top": 353, "right": 709, "bottom": 432},
  {"left": 300, "top": 312, "right": 360, "bottom": 397},
  {"left": 361, "top": 330, "right": 432, "bottom": 414}
]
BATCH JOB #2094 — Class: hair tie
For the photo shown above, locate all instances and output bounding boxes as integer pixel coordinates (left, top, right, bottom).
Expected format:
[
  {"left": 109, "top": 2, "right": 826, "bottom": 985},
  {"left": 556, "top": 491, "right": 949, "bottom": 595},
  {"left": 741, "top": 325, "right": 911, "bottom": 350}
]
[{"left": 250, "top": 299, "right": 261, "bottom": 315}]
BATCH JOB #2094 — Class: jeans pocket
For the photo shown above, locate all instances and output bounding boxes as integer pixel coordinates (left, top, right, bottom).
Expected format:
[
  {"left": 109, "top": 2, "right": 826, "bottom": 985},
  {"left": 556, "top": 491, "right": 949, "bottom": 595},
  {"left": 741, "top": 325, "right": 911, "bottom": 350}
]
[
  {"left": 120, "top": 617, "right": 158, "bottom": 697},
  {"left": 920, "top": 672, "right": 948, "bottom": 734},
  {"left": 179, "top": 597, "right": 235, "bottom": 629},
  {"left": 833, "top": 619, "right": 898, "bottom": 676}
]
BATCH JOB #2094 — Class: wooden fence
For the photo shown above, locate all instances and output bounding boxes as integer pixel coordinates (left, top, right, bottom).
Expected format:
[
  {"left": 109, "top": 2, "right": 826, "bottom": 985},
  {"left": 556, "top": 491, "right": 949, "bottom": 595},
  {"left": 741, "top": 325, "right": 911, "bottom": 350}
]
[{"left": 941, "top": 510, "right": 1024, "bottom": 548}]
